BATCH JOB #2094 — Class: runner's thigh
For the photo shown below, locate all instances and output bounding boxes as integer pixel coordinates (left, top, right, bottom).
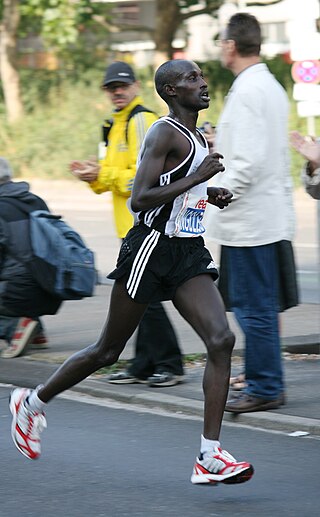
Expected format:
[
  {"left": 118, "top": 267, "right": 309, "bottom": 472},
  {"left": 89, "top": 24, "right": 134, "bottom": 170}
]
[
  {"left": 172, "top": 274, "right": 229, "bottom": 342},
  {"left": 98, "top": 277, "right": 148, "bottom": 352}
]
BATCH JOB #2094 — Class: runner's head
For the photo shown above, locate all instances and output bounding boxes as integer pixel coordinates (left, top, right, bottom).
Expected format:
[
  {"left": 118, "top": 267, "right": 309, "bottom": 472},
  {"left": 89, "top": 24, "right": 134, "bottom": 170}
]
[{"left": 155, "top": 60, "right": 210, "bottom": 111}]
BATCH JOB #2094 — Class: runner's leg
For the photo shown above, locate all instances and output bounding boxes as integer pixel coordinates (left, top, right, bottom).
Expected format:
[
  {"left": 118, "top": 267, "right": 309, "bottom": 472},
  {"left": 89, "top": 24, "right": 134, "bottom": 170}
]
[
  {"left": 38, "top": 277, "right": 147, "bottom": 402},
  {"left": 173, "top": 274, "right": 234, "bottom": 439}
]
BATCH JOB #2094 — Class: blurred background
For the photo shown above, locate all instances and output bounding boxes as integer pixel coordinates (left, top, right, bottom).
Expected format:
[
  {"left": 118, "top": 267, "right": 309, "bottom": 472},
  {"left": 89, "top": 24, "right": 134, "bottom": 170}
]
[
  {"left": 0, "top": 0, "right": 319, "bottom": 179},
  {"left": 0, "top": 0, "right": 319, "bottom": 306}
]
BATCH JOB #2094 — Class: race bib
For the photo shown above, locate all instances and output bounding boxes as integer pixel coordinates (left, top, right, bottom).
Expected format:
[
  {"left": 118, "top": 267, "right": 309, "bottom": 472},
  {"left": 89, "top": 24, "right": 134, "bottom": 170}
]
[{"left": 174, "top": 195, "right": 207, "bottom": 236}]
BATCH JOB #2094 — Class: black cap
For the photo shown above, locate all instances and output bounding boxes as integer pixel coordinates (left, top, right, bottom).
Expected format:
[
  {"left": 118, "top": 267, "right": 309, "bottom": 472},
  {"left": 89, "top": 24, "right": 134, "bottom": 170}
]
[{"left": 102, "top": 62, "right": 136, "bottom": 87}]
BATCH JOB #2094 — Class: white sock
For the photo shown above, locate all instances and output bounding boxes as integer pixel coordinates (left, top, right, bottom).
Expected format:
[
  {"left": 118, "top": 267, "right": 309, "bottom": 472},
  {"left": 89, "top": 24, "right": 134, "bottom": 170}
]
[
  {"left": 200, "top": 434, "right": 220, "bottom": 455},
  {"left": 26, "top": 386, "right": 46, "bottom": 413}
]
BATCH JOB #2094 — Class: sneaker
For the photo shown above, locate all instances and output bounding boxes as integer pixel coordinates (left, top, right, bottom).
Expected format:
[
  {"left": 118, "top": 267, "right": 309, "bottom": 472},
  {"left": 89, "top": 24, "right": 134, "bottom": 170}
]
[
  {"left": 1, "top": 318, "right": 39, "bottom": 358},
  {"left": 30, "top": 332, "right": 49, "bottom": 350},
  {"left": 9, "top": 387, "right": 47, "bottom": 460},
  {"left": 108, "top": 370, "right": 148, "bottom": 384},
  {"left": 191, "top": 447, "right": 254, "bottom": 485},
  {"left": 148, "top": 372, "right": 184, "bottom": 387}
]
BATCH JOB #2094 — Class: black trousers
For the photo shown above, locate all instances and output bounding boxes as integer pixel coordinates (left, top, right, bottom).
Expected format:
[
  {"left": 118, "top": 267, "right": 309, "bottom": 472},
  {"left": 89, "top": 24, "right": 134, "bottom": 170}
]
[{"left": 128, "top": 302, "right": 184, "bottom": 379}]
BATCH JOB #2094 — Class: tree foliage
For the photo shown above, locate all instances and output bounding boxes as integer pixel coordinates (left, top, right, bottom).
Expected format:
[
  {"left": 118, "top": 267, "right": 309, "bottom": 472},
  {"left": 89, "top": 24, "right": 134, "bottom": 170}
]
[
  {"left": 0, "top": 0, "right": 110, "bottom": 122},
  {"left": 0, "top": 0, "right": 110, "bottom": 55},
  {"left": 17, "top": 0, "right": 106, "bottom": 49},
  {"left": 103, "top": 0, "right": 282, "bottom": 61},
  {"left": 0, "top": 0, "right": 283, "bottom": 123}
]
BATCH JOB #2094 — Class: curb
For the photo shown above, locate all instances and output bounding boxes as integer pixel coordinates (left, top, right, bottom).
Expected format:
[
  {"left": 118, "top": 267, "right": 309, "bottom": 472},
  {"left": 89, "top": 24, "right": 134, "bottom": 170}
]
[
  {"left": 2, "top": 357, "right": 319, "bottom": 438},
  {"left": 70, "top": 377, "right": 320, "bottom": 438},
  {"left": 283, "top": 333, "right": 320, "bottom": 355}
]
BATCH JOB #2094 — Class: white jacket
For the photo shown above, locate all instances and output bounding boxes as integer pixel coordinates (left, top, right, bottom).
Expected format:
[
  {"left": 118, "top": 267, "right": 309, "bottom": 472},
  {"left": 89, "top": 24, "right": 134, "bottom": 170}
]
[{"left": 205, "top": 63, "right": 295, "bottom": 246}]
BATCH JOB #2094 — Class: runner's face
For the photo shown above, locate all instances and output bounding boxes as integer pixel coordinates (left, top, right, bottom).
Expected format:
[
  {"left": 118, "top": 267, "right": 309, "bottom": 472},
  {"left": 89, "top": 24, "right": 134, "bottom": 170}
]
[
  {"left": 104, "top": 82, "right": 138, "bottom": 110},
  {"left": 174, "top": 63, "right": 210, "bottom": 111}
]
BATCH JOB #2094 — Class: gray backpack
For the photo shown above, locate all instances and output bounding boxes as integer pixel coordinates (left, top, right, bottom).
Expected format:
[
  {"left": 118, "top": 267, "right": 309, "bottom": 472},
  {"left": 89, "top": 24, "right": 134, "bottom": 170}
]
[{"left": 27, "top": 210, "right": 96, "bottom": 300}]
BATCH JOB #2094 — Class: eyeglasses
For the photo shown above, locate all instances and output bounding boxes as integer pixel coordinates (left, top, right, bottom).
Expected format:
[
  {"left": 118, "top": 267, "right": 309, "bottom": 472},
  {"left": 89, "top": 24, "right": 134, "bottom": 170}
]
[{"left": 215, "top": 39, "right": 233, "bottom": 48}]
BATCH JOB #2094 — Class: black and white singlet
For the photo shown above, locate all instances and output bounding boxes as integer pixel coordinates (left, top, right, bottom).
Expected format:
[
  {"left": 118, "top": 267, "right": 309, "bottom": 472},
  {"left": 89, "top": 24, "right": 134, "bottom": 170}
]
[{"left": 137, "top": 117, "right": 209, "bottom": 238}]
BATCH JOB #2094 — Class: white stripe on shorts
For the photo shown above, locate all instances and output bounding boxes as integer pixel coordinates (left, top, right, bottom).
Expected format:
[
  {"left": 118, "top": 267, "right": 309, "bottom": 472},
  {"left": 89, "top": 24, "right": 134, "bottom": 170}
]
[{"left": 126, "top": 229, "right": 161, "bottom": 299}]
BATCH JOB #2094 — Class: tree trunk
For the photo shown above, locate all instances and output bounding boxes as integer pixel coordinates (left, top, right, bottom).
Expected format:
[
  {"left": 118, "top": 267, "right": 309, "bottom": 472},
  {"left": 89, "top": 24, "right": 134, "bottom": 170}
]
[
  {"left": 0, "top": 0, "right": 24, "bottom": 124},
  {"left": 154, "top": 0, "right": 182, "bottom": 67}
]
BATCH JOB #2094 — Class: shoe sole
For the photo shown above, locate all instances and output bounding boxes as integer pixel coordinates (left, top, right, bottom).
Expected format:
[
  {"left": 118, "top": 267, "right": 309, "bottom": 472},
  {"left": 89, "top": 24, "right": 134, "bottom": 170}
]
[
  {"left": 149, "top": 379, "right": 183, "bottom": 387},
  {"left": 191, "top": 465, "right": 254, "bottom": 485},
  {"left": 108, "top": 378, "right": 148, "bottom": 384},
  {"left": 221, "top": 465, "right": 254, "bottom": 484},
  {"left": 148, "top": 375, "right": 184, "bottom": 387},
  {"left": 9, "top": 389, "right": 35, "bottom": 460}
]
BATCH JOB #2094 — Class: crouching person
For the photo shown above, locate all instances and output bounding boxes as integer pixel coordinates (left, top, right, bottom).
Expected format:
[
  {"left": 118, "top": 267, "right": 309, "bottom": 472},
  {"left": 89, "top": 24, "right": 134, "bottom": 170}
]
[{"left": 0, "top": 158, "right": 61, "bottom": 358}]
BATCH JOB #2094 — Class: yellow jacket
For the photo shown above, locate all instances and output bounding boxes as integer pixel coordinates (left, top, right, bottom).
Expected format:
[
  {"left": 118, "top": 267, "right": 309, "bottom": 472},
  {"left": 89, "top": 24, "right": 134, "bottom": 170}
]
[{"left": 89, "top": 96, "right": 158, "bottom": 238}]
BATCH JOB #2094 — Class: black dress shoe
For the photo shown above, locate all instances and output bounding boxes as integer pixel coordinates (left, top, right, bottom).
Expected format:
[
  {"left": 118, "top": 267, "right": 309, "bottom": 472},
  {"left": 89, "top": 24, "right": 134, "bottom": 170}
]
[{"left": 225, "top": 393, "right": 282, "bottom": 413}]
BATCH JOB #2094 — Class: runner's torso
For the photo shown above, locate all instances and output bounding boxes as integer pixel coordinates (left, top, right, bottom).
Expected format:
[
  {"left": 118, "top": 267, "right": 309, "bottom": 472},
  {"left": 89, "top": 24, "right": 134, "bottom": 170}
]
[{"left": 137, "top": 117, "right": 209, "bottom": 238}]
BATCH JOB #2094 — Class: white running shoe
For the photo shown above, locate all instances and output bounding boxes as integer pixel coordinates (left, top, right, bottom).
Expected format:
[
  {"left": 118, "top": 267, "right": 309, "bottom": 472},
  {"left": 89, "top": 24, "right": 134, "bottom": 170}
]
[
  {"left": 191, "top": 447, "right": 254, "bottom": 485},
  {"left": 9, "top": 387, "right": 47, "bottom": 460}
]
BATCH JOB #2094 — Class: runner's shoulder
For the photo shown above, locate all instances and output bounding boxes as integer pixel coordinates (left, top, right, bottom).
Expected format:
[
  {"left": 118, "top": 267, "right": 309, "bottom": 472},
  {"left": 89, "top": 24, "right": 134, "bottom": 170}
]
[{"left": 147, "top": 118, "right": 182, "bottom": 148}]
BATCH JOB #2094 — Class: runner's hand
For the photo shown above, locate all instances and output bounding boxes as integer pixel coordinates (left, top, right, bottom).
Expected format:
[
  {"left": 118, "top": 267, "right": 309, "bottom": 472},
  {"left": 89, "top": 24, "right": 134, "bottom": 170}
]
[
  {"left": 196, "top": 153, "right": 225, "bottom": 183},
  {"left": 207, "top": 187, "right": 233, "bottom": 209}
]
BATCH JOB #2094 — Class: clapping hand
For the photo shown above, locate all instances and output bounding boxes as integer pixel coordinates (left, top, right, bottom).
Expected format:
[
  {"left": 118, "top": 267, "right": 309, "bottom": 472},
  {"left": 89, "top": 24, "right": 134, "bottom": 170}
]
[
  {"left": 69, "top": 156, "right": 99, "bottom": 182},
  {"left": 290, "top": 131, "right": 320, "bottom": 168}
]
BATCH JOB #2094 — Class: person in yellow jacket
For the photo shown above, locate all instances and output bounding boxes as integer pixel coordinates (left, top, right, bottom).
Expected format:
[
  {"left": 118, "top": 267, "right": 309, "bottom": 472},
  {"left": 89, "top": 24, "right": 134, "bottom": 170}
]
[
  {"left": 70, "top": 62, "right": 184, "bottom": 387},
  {"left": 72, "top": 63, "right": 157, "bottom": 238}
]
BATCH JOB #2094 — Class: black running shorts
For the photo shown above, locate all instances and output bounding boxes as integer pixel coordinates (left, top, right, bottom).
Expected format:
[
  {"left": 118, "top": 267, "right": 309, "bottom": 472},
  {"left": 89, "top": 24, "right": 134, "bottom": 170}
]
[{"left": 108, "top": 224, "right": 219, "bottom": 303}]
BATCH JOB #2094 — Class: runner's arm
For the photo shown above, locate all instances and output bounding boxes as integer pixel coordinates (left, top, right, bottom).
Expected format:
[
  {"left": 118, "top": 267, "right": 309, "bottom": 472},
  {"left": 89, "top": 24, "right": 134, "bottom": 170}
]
[{"left": 131, "top": 123, "right": 224, "bottom": 212}]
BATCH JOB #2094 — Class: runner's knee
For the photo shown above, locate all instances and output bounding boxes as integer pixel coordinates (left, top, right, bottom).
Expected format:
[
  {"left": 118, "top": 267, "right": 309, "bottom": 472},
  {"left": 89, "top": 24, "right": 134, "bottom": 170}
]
[
  {"left": 206, "top": 329, "right": 235, "bottom": 358},
  {"left": 90, "top": 343, "right": 123, "bottom": 369}
]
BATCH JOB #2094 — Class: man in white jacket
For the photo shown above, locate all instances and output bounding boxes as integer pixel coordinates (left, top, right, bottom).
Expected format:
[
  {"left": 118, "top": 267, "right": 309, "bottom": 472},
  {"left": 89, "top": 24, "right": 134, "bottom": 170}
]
[{"left": 205, "top": 13, "right": 298, "bottom": 413}]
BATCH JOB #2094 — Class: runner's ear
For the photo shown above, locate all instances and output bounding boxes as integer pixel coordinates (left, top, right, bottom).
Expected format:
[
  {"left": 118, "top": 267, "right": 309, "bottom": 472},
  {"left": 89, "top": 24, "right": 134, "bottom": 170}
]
[{"left": 164, "top": 84, "right": 176, "bottom": 97}]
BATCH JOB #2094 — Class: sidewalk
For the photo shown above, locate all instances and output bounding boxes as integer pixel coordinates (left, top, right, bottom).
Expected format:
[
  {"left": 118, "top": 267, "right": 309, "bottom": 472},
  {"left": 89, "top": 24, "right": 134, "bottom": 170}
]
[
  {"left": 0, "top": 285, "right": 319, "bottom": 437},
  {"left": 1, "top": 179, "right": 319, "bottom": 437}
]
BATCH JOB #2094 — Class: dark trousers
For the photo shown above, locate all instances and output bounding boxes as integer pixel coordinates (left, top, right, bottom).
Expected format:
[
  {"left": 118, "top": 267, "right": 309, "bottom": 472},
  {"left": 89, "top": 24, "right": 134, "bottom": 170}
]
[{"left": 129, "top": 302, "right": 184, "bottom": 379}]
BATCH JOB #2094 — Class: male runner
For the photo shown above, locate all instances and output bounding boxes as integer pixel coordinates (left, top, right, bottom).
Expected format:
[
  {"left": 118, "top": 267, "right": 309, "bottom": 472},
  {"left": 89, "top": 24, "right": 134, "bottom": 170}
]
[{"left": 10, "top": 59, "right": 254, "bottom": 486}]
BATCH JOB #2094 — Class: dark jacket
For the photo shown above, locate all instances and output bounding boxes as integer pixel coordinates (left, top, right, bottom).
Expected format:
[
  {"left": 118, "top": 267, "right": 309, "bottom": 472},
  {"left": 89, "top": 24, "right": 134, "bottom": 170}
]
[{"left": 0, "top": 181, "right": 61, "bottom": 317}]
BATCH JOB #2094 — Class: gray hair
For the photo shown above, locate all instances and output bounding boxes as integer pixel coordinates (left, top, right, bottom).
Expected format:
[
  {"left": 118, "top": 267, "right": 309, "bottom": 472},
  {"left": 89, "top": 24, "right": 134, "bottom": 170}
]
[{"left": 0, "top": 157, "right": 13, "bottom": 183}]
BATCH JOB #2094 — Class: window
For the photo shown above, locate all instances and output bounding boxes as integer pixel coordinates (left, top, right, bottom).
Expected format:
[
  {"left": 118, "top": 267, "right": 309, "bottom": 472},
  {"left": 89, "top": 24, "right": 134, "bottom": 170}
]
[
  {"left": 111, "top": 2, "right": 140, "bottom": 25},
  {"left": 261, "top": 22, "right": 288, "bottom": 44}
]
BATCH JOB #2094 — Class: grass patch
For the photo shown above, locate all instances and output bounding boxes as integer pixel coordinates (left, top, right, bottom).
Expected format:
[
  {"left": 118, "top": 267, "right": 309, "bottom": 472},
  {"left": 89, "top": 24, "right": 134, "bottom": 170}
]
[
  {"left": 95, "top": 353, "right": 208, "bottom": 376},
  {"left": 96, "top": 360, "right": 130, "bottom": 376}
]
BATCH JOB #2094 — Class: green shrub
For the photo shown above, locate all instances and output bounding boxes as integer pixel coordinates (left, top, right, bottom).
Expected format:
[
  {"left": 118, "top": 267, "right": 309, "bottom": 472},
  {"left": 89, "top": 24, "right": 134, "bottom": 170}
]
[
  {"left": 0, "top": 58, "right": 319, "bottom": 186},
  {"left": 0, "top": 68, "right": 159, "bottom": 179}
]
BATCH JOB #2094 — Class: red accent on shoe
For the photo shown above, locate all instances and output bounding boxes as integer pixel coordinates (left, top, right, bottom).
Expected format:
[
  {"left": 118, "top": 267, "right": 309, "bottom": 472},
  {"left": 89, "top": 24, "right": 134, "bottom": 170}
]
[
  {"left": 31, "top": 333, "right": 48, "bottom": 346},
  {"left": 191, "top": 447, "right": 254, "bottom": 485},
  {"left": 10, "top": 388, "right": 46, "bottom": 460},
  {"left": 14, "top": 392, "right": 40, "bottom": 459}
]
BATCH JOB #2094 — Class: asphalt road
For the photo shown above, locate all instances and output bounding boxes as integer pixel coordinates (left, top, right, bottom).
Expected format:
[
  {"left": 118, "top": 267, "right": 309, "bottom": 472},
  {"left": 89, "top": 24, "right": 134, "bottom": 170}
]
[{"left": 1, "top": 386, "right": 319, "bottom": 517}]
